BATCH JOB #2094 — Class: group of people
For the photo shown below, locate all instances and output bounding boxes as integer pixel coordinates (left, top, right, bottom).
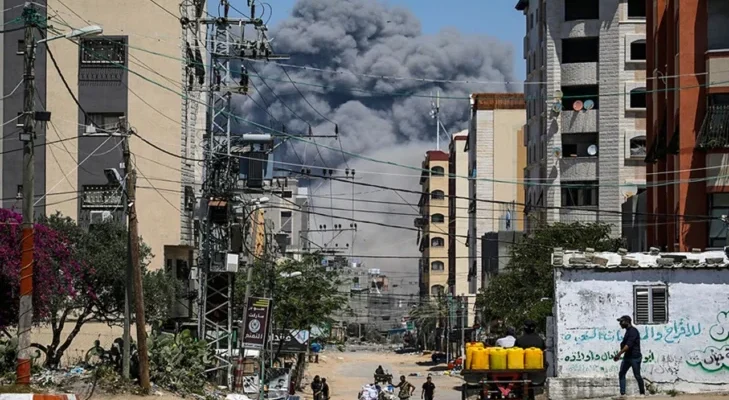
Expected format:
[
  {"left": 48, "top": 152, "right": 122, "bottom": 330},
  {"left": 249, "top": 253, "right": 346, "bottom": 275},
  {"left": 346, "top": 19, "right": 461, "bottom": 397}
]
[
  {"left": 310, "top": 375, "right": 330, "bottom": 400},
  {"left": 393, "top": 375, "right": 435, "bottom": 400},
  {"left": 493, "top": 319, "right": 546, "bottom": 350}
]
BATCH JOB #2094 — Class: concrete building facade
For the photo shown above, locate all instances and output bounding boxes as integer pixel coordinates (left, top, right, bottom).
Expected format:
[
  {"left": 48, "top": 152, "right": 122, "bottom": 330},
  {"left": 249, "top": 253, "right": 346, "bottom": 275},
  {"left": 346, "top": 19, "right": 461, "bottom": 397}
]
[
  {"left": 466, "top": 93, "right": 526, "bottom": 298},
  {"left": 418, "top": 150, "right": 450, "bottom": 298},
  {"left": 448, "top": 131, "right": 469, "bottom": 298},
  {"left": 550, "top": 248, "right": 729, "bottom": 398},
  {"left": 516, "top": 0, "right": 647, "bottom": 247},
  {"left": 0, "top": 0, "right": 206, "bottom": 268},
  {"left": 258, "top": 177, "right": 310, "bottom": 259},
  {"left": 646, "top": 0, "right": 729, "bottom": 251}
]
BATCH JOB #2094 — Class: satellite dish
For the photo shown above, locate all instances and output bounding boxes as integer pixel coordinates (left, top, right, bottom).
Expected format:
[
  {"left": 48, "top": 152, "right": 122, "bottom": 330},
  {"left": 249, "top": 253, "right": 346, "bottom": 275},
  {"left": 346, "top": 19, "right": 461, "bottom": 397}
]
[
  {"left": 584, "top": 99, "right": 595, "bottom": 110},
  {"left": 573, "top": 100, "right": 584, "bottom": 111},
  {"left": 552, "top": 102, "right": 563, "bottom": 113},
  {"left": 554, "top": 90, "right": 563, "bottom": 100},
  {"left": 587, "top": 144, "right": 598, "bottom": 156}
]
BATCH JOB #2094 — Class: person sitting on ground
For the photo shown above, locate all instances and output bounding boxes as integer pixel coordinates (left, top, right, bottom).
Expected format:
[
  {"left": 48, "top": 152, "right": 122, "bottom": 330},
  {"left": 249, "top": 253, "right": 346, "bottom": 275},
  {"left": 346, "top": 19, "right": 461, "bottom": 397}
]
[
  {"left": 495, "top": 327, "right": 517, "bottom": 348},
  {"left": 515, "top": 320, "right": 546, "bottom": 350}
]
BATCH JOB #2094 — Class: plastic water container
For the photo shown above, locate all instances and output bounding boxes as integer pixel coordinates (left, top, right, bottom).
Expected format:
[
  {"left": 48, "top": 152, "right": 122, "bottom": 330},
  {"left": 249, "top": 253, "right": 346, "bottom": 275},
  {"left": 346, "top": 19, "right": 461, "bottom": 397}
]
[
  {"left": 489, "top": 347, "right": 507, "bottom": 370},
  {"left": 465, "top": 346, "right": 477, "bottom": 369},
  {"left": 525, "top": 347, "right": 544, "bottom": 369},
  {"left": 507, "top": 347, "right": 525, "bottom": 370},
  {"left": 472, "top": 347, "right": 490, "bottom": 370}
]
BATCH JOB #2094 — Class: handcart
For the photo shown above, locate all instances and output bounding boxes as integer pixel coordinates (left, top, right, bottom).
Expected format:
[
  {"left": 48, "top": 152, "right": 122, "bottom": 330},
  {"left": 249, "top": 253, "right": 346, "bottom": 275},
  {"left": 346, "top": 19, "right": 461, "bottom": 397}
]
[{"left": 461, "top": 369, "right": 546, "bottom": 400}]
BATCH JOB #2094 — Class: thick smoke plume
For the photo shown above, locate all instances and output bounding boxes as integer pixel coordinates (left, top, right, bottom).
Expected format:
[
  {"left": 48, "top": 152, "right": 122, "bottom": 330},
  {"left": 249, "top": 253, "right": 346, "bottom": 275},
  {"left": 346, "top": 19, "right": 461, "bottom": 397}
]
[{"left": 235, "top": 0, "right": 517, "bottom": 277}]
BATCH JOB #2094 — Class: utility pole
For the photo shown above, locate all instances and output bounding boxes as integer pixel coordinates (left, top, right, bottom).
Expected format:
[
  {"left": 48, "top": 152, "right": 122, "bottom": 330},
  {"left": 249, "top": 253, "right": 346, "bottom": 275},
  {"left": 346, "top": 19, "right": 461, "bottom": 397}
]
[
  {"left": 122, "top": 131, "right": 132, "bottom": 381},
  {"left": 122, "top": 129, "right": 151, "bottom": 393},
  {"left": 16, "top": 3, "right": 38, "bottom": 386},
  {"left": 460, "top": 298, "right": 465, "bottom": 358}
]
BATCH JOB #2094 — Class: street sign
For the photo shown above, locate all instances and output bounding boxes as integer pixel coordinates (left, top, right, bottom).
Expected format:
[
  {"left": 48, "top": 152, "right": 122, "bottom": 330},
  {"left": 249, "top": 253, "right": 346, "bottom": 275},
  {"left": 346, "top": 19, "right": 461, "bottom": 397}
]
[
  {"left": 242, "top": 297, "right": 272, "bottom": 349},
  {"left": 271, "top": 329, "right": 310, "bottom": 353}
]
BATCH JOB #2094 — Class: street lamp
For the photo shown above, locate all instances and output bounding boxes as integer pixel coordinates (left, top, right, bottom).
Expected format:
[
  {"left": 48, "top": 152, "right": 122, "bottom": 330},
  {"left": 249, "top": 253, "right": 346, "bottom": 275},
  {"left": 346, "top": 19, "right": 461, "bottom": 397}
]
[{"left": 38, "top": 24, "right": 103, "bottom": 44}]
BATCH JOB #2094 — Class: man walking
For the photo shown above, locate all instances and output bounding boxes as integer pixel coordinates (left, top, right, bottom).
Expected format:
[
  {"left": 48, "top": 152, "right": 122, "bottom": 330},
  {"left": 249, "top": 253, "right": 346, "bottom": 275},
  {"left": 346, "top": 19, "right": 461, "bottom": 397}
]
[
  {"left": 613, "top": 315, "right": 646, "bottom": 397},
  {"left": 395, "top": 375, "right": 415, "bottom": 400},
  {"left": 421, "top": 376, "right": 435, "bottom": 400}
]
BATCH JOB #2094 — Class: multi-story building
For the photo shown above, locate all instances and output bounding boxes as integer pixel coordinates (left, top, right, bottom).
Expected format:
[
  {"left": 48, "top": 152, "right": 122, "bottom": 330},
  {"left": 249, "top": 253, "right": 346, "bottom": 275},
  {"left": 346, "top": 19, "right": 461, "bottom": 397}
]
[
  {"left": 417, "top": 150, "right": 450, "bottom": 298},
  {"left": 646, "top": 0, "right": 729, "bottom": 250},
  {"left": 0, "top": 0, "right": 206, "bottom": 268},
  {"left": 261, "top": 177, "right": 310, "bottom": 259},
  {"left": 516, "top": 0, "right": 647, "bottom": 247},
  {"left": 448, "top": 131, "right": 469, "bottom": 299},
  {"left": 466, "top": 93, "right": 526, "bottom": 302}
]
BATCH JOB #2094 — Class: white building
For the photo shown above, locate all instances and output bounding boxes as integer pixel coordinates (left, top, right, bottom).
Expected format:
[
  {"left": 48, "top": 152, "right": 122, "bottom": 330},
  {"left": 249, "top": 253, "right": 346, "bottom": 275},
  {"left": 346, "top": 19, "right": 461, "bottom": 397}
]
[
  {"left": 516, "top": 0, "right": 647, "bottom": 246},
  {"left": 550, "top": 248, "right": 729, "bottom": 398}
]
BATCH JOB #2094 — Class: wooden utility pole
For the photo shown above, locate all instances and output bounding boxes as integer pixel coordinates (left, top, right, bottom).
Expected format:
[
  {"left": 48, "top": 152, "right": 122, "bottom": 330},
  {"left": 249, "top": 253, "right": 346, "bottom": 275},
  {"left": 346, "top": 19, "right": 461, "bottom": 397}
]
[
  {"left": 122, "top": 130, "right": 150, "bottom": 392},
  {"left": 17, "top": 4, "right": 38, "bottom": 385}
]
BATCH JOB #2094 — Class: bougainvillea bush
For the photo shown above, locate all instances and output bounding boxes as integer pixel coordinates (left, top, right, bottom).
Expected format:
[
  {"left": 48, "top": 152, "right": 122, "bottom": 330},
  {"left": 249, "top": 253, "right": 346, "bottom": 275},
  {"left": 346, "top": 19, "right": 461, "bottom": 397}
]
[{"left": 0, "top": 209, "right": 89, "bottom": 331}]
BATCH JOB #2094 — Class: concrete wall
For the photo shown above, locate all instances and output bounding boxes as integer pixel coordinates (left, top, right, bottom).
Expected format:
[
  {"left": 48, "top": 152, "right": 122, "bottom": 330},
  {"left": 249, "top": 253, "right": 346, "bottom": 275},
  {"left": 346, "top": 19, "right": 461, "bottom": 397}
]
[
  {"left": 451, "top": 134, "right": 469, "bottom": 297},
  {"left": 551, "top": 268, "right": 729, "bottom": 398}
]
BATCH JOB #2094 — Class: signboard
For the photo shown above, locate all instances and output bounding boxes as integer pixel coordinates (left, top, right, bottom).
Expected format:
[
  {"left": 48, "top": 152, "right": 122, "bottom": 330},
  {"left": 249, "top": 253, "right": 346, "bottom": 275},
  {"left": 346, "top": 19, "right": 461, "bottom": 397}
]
[
  {"left": 242, "top": 297, "right": 272, "bottom": 349},
  {"left": 271, "top": 330, "right": 310, "bottom": 353}
]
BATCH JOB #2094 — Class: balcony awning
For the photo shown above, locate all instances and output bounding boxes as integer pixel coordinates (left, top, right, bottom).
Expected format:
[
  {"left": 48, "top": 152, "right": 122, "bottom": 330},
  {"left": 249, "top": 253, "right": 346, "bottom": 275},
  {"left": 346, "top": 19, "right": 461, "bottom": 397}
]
[{"left": 697, "top": 105, "right": 729, "bottom": 150}]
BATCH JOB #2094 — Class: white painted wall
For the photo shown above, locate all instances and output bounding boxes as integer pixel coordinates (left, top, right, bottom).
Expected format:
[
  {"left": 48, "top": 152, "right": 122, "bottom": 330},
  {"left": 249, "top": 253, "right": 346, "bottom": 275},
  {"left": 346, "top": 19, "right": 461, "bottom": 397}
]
[{"left": 554, "top": 268, "right": 729, "bottom": 392}]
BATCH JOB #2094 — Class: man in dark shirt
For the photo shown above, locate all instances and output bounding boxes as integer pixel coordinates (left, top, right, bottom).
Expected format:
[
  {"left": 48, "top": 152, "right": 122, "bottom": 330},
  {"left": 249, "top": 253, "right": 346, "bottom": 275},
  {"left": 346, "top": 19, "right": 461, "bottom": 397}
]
[
  {"left": 421, "top": 376, "right": 435, "bottom": 400},
  {"left": 613, "top": 315, "right": 646, "bottom": 396},
  {"left": 322, "top": 377, "right": 330, "bottom": 400},
  {"left": 515, "top": 320, "right": 546, "bottom": 350}
]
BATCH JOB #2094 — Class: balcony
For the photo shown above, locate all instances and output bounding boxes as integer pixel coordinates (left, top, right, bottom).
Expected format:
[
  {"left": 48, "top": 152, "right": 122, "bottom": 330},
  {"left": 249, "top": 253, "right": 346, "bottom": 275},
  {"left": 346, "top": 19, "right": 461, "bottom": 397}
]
[
  {"left": 559, "top": 157, "right": 598, "bottom": 181},
  {"left": 560, "top": 20, "right": 601, "bottom": 39},
  {"left": 707, "top": 50, "right": 729, "bottom": 91},
  {"left": 561, "top": 110, "right": 598, "bottom": 133},
  {"left": 561, "top": 63, "right": 598, "bottom": 86}
]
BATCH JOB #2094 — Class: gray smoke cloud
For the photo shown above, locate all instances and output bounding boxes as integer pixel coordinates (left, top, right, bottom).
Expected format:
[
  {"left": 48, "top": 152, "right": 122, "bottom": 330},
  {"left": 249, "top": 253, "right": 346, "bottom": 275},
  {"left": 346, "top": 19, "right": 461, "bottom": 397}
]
[{"left": 234, "top": 0, "right": 517, "bottom": 278}]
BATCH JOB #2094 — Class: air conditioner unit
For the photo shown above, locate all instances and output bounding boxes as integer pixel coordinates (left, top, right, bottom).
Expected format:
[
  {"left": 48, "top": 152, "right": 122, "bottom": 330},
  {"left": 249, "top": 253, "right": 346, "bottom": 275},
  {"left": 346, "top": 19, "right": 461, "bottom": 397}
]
[
  {"left": 90, "top": 210, "right": 112, "bottom": 224},
  {"left": 225, "top": 253, "right": 239, "bottom": 273}
]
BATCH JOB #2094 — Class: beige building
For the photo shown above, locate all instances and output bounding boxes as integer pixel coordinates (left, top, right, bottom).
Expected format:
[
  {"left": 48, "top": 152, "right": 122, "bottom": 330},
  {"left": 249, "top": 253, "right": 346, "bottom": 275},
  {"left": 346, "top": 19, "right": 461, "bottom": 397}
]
[
  {"left": 417, "top": 150, "right": 450, "bottom": 298},
  {"left": 466, "top": 93, "right": 526, "bottom": 300},
  {"left": 448, "top": 131, "right": 469, "bottom": 296}
]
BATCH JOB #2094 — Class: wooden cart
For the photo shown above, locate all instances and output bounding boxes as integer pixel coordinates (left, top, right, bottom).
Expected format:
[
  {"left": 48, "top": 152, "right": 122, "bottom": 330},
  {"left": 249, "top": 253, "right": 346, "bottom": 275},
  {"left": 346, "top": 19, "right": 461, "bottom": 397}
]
[{"left": 461, "top": 369, "right": 546, "bottom": 400}]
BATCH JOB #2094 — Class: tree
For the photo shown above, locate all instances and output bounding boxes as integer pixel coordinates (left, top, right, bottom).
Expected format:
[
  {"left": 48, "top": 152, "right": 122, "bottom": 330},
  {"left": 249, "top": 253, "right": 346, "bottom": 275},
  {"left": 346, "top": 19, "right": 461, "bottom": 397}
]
[
  {"left": 409, "top": 297, "right": 448, "bottom": 350},
  {"left": 234, "top": 254, "right": 347, "bottom": 358},
  {"left": 0, "top": 210, "right": 180, "bottom": 367},
  {"left": 476, "top": 222, "right": 622, "bottom": 331}
]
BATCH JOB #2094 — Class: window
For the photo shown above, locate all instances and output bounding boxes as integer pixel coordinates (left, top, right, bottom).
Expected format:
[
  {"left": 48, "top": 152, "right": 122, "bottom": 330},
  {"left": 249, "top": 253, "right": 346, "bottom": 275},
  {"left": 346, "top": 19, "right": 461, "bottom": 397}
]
[
  {"left": 627, "top": 0, "right": 646, "bottom": 19},
  {"left": 431, "top": 166, "right": 445, "bottom": 176},
  {"left": 431, "top": 261, "right": 445, "bottom": 271},
  {"left": 634, "top": 286, "right": 668, "bottom": 324},
  {"left": 282, "top": 190, "right": 293, "bottom": 198},
  {"left": 184, "top": 186, "right": 195, "bottom": 211},
  {"left": 629, "top": 40, "right": 647, "bottom": 61},
  {"left": 562, "top": 132, "right": 598, "bottom": 157},
  {"left": 629, "top": 136, "right": 647, "bottom": 158},
  {"left": 561, "top": 85, "right": 599, "bottom": 110},
  {"left": 561, "top": 181, "right": 598, "bottom": 207},
  {"left": 280, "top": 211, "right": 292, "bottom": 233},
  {"left": 629, "top": 87, "right": 647, "bottom": 109},
  {"left": 431, "top": 213, "right": 445, "bottom": 223},
  {"left": 86, "top": 113, "right": 124, "bottom": 134},
  {"left": 17, "top": 40, "right": 24, "bottom": 55},
  {"left": 562, "top": 37, "right": 599, "bottom": 64},
  {"left": 16, "top": 112, "right": 24, "bottom": 127},
  {"left": 564, "top": 0, "right": 599, "bottom": 21},
  {"left": 16, "top": 185, "right": 22, "bottom": 199},
  {"left": 430, "top": 285, "right": 445, "bottom": 297},
  {"left": 431, "top": 190, "right": 445, "bottom": 200},
  {"left": 80, "top": 38, "right": 125, "bottom": 65},
  {"left": 431, "top": 237, "right": 445, "bottom": 247},
  {"left": 709, "top": 194, "right": 729, "bottom": 247}
]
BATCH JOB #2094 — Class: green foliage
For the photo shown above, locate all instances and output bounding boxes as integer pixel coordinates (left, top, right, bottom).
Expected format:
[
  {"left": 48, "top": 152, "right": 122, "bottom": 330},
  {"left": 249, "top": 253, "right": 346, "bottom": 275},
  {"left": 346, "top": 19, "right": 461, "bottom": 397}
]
[
  {"left": 409, "top": 297, "right": 448, "bottom": 349},
  {"left": 476, "top": 222, "right": 622, "bottom": 330},
  {"left": 235, "top": 254, "right": 348, "bottom": 331},
  {"left": 148, "top": 329, "right": 210, "bottom": 395},
  {"left": 0, "top": 337, "right": 18, "bottom": 376}
]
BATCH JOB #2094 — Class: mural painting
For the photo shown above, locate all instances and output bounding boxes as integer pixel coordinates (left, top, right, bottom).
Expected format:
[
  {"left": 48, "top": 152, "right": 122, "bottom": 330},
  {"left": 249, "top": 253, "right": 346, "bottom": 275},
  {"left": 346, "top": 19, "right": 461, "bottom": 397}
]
[{"left": 685, "top": 311, "right": 729, "bottom": 373}]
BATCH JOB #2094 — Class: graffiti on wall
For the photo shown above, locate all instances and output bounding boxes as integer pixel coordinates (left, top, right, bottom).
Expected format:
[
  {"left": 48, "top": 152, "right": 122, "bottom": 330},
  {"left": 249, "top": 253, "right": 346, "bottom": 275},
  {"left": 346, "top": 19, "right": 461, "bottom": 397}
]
[
  {"left": 563, "top": 350, "right": 655, "bottom": 364},
  {"left": 686, "top": 311, "right": 729, "bottom": 373},
  {"left": 562, "top": 319, "right": 702, "bottom": 344}
]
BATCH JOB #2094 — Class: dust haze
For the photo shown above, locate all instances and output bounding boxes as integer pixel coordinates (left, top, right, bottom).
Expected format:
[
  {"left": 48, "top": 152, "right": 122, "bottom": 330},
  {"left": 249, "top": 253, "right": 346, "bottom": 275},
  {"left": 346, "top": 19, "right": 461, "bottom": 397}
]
[{"left": 234, "top": 0, "right": 517, "bottom": 282}]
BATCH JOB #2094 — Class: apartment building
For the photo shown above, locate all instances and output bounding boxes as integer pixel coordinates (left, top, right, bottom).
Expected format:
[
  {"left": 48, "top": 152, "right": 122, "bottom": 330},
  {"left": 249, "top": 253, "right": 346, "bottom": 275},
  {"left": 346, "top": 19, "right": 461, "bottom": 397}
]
[
  {"left": 417, "top": 150, "right": 450, "bottom": 298},
  {"left": 448, "top": 131, "right": 468, "bottom": 299},
  {"left": 466, "top": 93, "right": 526, "bottom": 299},
  {"left": 259, "top": 177, "right": 310, "bottom": 259},
  {"left": 0, "top": 0, "right": 206, "bottom": 268},
  {"left": 516, "top": 0, "right": 647, "bottom": 247},
  {"left": 646, "top": 0, "right": 729, "bottom": 250}
]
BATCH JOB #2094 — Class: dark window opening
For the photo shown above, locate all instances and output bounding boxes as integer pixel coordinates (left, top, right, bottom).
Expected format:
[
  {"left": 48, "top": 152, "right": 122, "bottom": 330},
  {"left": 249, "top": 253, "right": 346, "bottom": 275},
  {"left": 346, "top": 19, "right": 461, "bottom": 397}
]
[
  {"left": 634, "top": 286, "right": 668, "bottom": 324},
  {"left": 431, "top": 261, "right": 445, "bottom": 271},
  {"left": 562, "top": 37, "right": 599, "bottom": 64},
  {"left": 628, "top": 0, "right": 647, "bottom": 19},
  {"left": 561, "top": 85, "right": 599, "bottom": 110},
  {"left": 630, "top": 40, "right": 647, "bottom": 61},
  {"left": 85, "top": 113, "right": 125, "bottom": 134},
  {"left": 431, "top": 190, "right": 445, "bottom": 200},
  {"left": 629, "top": 136, "right": 647, "bottom": 158},
  {"left": 280, "top": 211, "right": 292, "bottom": 233},
  {"left": 17, "top": 40, "right": 24, "bottom": 54},
  {"left": 16, "top": 185, "right": 23, "bottom": 199},
  {"left": 431, "top": 237, "right": 445, "bottom": 247},
  {"left": 561, "top": 181, "right": 598, "bottom": 207},
  {"left": 80, "top": 37, "right": 126, "bottom": 65},
  {"left": 431, "top": 213, "right": 445, "bottom": 223},
  {"left": 562, "top": 132, "right": 599, "bottom": 157},
  {"left": 709, "top": 194, "right": 729, "bottom": 247},
  {"left": 16, "top": 112, "right": 24, "bottom": 127},
  {"left": 431, "top": 166, "right": 445, "bottom": 176},
  {"left": 564, "top": 0, "right": 599, "bottom": 21},
  {"left": 630, "top": 87, "right": 647, "bottom": 109},
  {"left": 282, "top": 190, "right": 293, "bottom": 198}
]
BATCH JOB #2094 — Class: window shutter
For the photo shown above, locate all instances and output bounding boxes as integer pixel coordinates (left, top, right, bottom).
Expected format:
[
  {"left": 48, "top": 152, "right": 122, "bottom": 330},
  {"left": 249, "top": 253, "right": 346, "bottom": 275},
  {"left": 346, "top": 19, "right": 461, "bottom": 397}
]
[
  {"left": 634, "top": 288, "right": 650, "bottom": 324},
  {"left": 651, "top": 287, "right": 667, "bottom": 323}
]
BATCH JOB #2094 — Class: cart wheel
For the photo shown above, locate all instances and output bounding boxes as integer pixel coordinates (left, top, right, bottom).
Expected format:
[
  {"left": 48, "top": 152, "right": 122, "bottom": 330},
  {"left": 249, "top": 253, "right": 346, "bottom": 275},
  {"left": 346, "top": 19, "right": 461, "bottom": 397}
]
[{"left": 461, "top": 384, "right": 467, "bottom": 400}]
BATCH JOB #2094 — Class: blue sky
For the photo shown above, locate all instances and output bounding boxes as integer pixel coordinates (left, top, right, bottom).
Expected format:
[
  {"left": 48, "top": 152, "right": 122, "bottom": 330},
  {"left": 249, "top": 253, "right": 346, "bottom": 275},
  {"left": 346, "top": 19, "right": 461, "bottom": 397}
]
[{"left": 248, "top": 0, "right": 526, "bottom": 80}]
